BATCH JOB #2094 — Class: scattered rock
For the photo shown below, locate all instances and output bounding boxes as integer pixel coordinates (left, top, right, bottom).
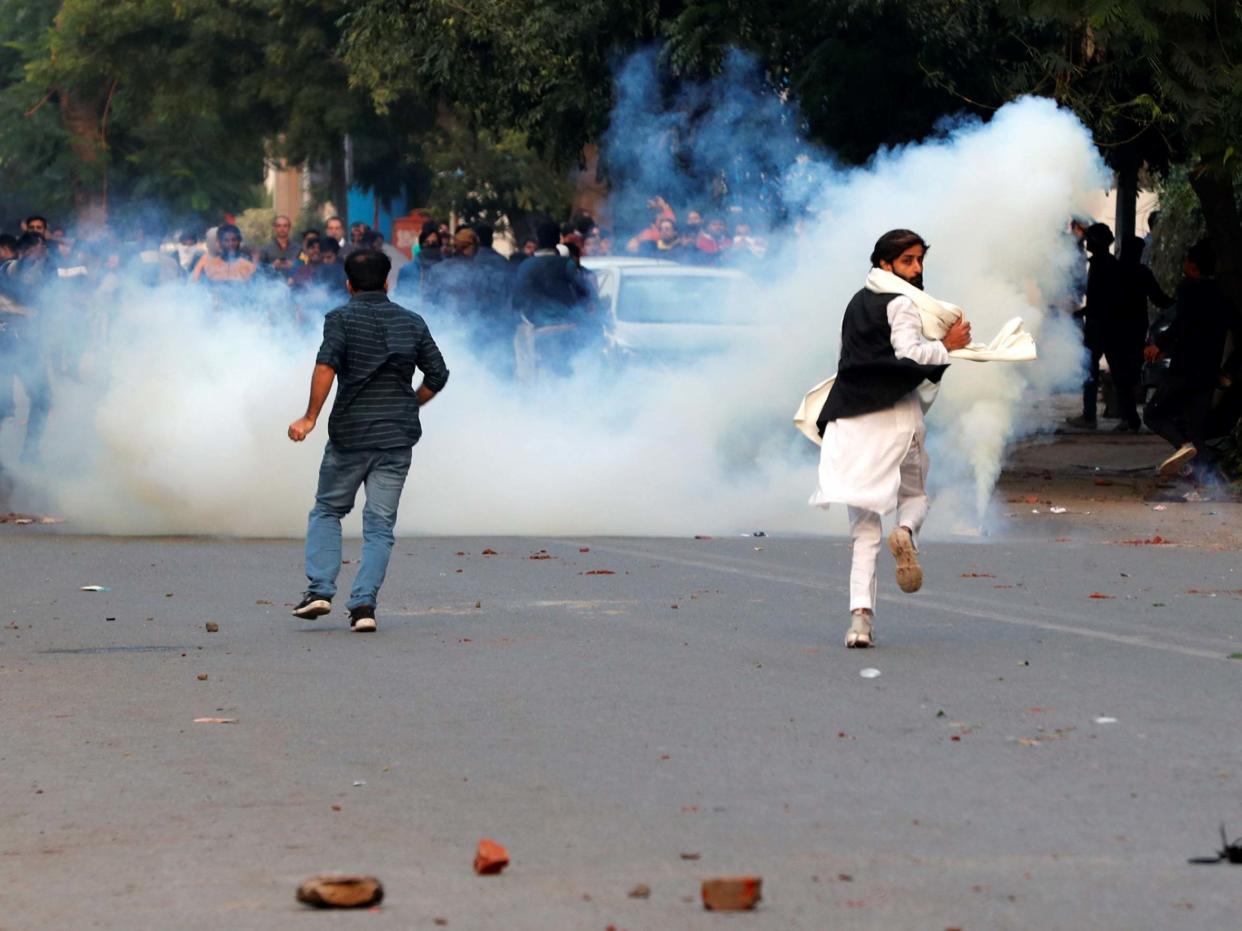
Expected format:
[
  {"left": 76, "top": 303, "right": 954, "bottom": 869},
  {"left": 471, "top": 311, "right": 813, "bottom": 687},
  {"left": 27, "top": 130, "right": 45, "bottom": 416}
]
[
  {"left": 579, "top": 547, "right": 590, "bottom": 553},
  {"left": 296, "top": 874, "right": 384, "bottom": 909},
  {"left": 192, "top": 717, "right": 236, "bottom": 724},
  {"left": 474, "top": 838, "right": 509, "bottom": 875},
  {"left": 434, "top": 919, "right": 448, "bottom": 927},
  {"left": 701, "top": 876, "right": 762, "bottom": 911},
  {"left": 679, "top": 852, "right": 701, "bottom": 861},
  {"left": 584, "top": 570, "right": 615, "bottom": 575},
  {"left": 205, "top": 622, "right": 219, "bottom": 633},
  {"left": 626, "top": 884, "right": 651, "bottom": 900},
  {"left": 482, "top": 548, "right": 498, "bottom": 556},
  {"left": 197, "top": 673, "right": 208, "bottom": 681},
  {"left": 1087, "top": 592, "right": 1115, "bottom": 600},
  {"left": 255, "top": 599, "right": 272, "bottom": 605}
]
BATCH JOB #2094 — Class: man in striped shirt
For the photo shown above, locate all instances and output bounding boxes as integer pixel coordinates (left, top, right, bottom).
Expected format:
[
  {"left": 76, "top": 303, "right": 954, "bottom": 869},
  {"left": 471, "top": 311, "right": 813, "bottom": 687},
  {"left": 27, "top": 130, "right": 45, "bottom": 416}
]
[{"left": 287, "top": 249, "right": 450, "bottom": 632}]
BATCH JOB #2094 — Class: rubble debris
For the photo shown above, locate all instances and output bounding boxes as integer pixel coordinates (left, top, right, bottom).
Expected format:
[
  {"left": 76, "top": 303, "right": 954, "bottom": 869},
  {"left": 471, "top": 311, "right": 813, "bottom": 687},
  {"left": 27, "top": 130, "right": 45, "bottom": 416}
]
[
  {"left": 196, "top": 673, "right": 208, "bottom": 681},
  {"left": 584, "top": 569, "right": 616, "bottom": 575},
  {"left": 296, "top": 874, "right": 384, "bottom": 908},
  {"left": 474, "top": 838, "right": 509, "bottom": 875},
  {"left": 1117, "top": 535, "right": 1172, "bottom": 545},
  {"left": 255, "top": 599, "right": 272, "bottom": 605},
  {"left": 960, "top": 572, "right": 996, "bottom": 578},
  {"left": 529, "top": 550, "right": 552, "bottom": 560},
  {"left": 193, "top": 717, "right": 236, "bottom": 724},
  {"left": 579, "top": 547, "right": 590, "bottom": 553},
  {"left": 701, "top": 877, "right": 762, "bottom": 911},
  {"left": 859, "top": 668, "right": 881, "bottom": 679},
  {"left": 628, "top": 884, "right": 651, "bottom": 899},
  {"left": 80, "top": 585, "right": 110, "bottom": 593},
  {"left": 1188, "top": 825, "right": 1242, "bottom": 865},
  {"left": 481, "top": 548, "right": 498, "bottom": 556},
  {"left": 1087, "top": 593, "right": 1115, "bottom": 599},
  {"left": 205, "top": 622, "right": 219, "bottom": 633},
  {"left": 1094, "top": 716, "right": 1118, "bottom": 724},
  {"left": 693, "top": 535, "right": 713, "bottom": 540},
  {"left": 680, "top": 852, "right": 701, "bottom": 861}
]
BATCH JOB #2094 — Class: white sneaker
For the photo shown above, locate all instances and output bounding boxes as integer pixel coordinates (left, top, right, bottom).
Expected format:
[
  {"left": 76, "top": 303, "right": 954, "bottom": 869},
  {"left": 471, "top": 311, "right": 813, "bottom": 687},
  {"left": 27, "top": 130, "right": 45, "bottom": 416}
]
[
  {"left": 845, "top": 610, "right": 874, "bottom": 648},
  {"left": 1158, "top": 443, "right": 1197, "bottom": 476}
]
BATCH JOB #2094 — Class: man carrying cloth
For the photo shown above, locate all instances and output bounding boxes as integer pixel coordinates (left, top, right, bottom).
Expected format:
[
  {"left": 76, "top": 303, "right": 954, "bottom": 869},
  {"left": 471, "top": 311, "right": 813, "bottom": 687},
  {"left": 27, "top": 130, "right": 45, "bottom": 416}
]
[{"left": 795, "top": 229, "right": 1035, "bottom": 648}]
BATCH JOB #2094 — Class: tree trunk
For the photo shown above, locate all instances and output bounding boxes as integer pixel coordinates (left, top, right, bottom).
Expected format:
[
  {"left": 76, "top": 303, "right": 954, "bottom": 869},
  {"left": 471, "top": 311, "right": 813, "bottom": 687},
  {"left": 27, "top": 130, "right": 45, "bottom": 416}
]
[
  {"left": 59, "top": 86, "right": 108, "bottom": 226},
  {"left": 1114, "top": 159, "right": 1138, "bottom": 250},
  {"left": 1188, "top": 158, "right": 1242, "bottom": 313}
]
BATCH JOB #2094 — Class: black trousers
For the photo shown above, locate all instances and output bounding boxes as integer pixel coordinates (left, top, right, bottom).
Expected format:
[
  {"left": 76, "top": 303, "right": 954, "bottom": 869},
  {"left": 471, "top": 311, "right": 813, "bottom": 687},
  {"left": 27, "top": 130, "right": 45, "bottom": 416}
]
[
  {"left": 1082, "top": 336, "right": 1141, "bottom": 427},
  {"left": 1143, "top": 375, "right": 1214, "bottom": 451}
]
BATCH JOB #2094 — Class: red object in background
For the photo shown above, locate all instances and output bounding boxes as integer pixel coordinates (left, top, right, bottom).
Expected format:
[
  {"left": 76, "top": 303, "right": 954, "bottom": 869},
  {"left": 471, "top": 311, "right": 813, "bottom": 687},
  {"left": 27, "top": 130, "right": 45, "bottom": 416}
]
[{"left": 392, "top": 209, "right": 431, "bottom": 259}]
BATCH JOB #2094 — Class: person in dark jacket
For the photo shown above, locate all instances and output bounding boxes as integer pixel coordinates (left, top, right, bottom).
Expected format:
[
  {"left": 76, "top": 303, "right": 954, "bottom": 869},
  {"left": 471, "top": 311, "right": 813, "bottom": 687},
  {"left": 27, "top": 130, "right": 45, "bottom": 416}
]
[
  {"left": 1111, "top": 234, "right": 1174, "bottom": 430},
  {"left": 287, "top": 250, "right": 449, "bottom": 632},
  {"left": 512, "top": 219, "right": 593, "bottom": 376},
  {"left": 394, "top": 227, "right": 442, "bottom": 304},
  {"left": 1144, "top": 240, "right": 1240, "bottom": 476},
  {"left": 1067, "top": 223, "right": 1126, "bottom": 429}
]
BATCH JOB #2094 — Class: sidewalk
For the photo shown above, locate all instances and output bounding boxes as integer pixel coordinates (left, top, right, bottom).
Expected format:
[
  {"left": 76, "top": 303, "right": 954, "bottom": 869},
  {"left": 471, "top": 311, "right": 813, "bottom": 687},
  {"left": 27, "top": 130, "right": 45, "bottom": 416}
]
[{"left": 996, "top": 392, "right": 1240, "bottom": 550}]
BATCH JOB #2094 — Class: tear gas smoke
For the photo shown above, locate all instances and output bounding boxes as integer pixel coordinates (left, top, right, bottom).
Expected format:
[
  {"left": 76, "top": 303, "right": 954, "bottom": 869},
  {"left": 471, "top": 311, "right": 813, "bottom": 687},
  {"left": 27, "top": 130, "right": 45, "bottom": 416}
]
[{"left": 5, "top": 53, "right": 1105, "bottom": 537}]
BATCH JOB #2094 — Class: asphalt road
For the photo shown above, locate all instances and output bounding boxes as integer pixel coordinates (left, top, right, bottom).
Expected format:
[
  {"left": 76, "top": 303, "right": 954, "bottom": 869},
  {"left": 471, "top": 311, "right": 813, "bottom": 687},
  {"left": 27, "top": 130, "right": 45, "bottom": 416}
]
[{"left": 3, "top": 527, "right": 1241, "bottom": 930}]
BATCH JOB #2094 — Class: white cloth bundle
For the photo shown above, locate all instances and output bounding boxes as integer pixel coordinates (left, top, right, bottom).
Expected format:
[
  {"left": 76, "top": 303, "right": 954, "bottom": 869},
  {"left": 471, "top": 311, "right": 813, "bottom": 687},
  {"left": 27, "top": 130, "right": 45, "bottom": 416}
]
[
  {"left": 864, "top": 267, "right": 1037, "bottom": 362},
  {"left": 793, "top": 270, "right": 1037, "bottom": 445}
]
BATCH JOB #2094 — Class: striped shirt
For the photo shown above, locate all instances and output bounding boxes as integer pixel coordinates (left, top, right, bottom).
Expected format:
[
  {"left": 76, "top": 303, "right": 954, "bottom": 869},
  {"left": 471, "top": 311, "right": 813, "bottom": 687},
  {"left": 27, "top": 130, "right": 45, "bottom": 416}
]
[{"left": 316, "top": 291, "right": 450, "bottom": 450}]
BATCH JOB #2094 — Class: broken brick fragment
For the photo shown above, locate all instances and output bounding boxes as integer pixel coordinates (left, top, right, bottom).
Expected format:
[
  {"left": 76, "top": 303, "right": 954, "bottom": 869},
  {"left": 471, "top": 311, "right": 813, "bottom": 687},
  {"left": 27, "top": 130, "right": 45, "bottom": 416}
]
[
  {"left": 481, "top": 548, "right": 498, "bottom": 556},
  {"left": 296, "top": 874, "right": 384, "bottom": 909},
  {"left": 474, "top": 838, "right": 509, "bottom": 875},
  {"left": 701, "top": 877, "right": 762, "bottom": 911}
]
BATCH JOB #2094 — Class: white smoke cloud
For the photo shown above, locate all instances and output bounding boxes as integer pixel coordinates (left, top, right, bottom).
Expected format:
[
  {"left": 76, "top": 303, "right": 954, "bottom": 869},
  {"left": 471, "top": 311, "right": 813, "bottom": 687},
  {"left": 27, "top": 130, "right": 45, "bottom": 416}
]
[{"left": 8, "top": 60, "right": 1106, "bottom": 537}]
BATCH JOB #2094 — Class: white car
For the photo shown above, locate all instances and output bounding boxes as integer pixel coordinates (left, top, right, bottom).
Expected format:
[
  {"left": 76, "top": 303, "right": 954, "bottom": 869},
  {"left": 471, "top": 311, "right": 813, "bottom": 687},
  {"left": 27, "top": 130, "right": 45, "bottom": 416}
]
[{"left": 581, "top": 259, "right": 766, "bottom": 364}]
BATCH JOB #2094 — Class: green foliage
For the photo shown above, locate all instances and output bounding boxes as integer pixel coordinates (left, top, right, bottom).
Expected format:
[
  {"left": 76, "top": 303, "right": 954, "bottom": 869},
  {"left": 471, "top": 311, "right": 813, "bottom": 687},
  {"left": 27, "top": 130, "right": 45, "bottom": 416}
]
[
  {"left": 342, "top": 0, "right": 666, "bottom": 167},
  {"left": 423, "top": 126, "right": 574, "bottom": 227}
]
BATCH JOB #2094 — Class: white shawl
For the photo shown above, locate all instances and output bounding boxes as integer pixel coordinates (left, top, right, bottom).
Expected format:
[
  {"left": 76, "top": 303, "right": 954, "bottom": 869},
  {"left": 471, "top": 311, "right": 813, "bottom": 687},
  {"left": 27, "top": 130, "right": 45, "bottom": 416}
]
[{"left": 793, "top": 270, "right": 1037, "bottom": 445}]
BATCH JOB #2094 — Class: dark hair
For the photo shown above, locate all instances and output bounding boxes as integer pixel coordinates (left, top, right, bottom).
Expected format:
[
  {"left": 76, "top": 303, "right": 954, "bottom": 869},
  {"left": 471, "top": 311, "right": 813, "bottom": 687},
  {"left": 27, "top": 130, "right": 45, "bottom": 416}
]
[
  {"left": 25, "top": 214, "right": 47, "bottom": 227},
  {"left": 345, "top": 249, "right": 391, "bottom": 291},
  {"left": 301, "top": 228, "right": 320, "bottom": 242},
  {"left": 560, "top": 221, "right": 576, "bottom": 238},
  {"left": 1147, "top": 210, "right": 1160, "bottom": 231},
  {"left": 218, "top": 223, "right": 242, "bottom": 241},
  {"left": 0, "top": 233, "right": 18, "bottom": 251},
  {"left": 870, "top": 229, "right": 928, "bottom": 267},
  {"left": 16, "top": 231, "right": 44, "bottom": 252},
  {"left": 319, "top": 236, "right": 340, "bottom": 255},
  {"left": 573, "top": 213, "right": 595, "bottom": 236},
  {"left": 1186, "top": 239, "right": 1216, "bottom": 275},
  {"left": 474, "top": 222, "right": 495, "bottom": 248},
  {"left": 1084, "top": 222, "right": 1114, "bottom": 252},
  {"left": 535, "top": 219, "right": 561, "bottom": 250},
  {"left": 418, "top": 228, "right": 439, "bottom": 247},
  {"left": 326, "top": 215, "right": 343, "bottom": 226},
  {"left": 303, "top": 234, "right": 321, "bottom": 249},
  {"left": 350, "top": 221, "right": 369, "bottom": 232},
  {"left": 360, "top": 231, "right": 382, "bottom": 248}
]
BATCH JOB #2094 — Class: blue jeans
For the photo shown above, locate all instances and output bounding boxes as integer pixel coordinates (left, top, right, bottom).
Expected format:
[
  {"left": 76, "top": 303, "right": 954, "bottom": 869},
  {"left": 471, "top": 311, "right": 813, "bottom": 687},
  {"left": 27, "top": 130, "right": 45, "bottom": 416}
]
[{"left": 305, "top": 442, "right": 413, "bottom": 610}]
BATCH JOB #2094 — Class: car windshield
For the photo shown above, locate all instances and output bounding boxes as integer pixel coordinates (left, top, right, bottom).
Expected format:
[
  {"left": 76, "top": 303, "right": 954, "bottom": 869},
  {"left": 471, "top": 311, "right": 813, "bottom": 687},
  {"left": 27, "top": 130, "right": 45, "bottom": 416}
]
[{"left": 616, "top": 274, "right": 758, "bottom": 324}]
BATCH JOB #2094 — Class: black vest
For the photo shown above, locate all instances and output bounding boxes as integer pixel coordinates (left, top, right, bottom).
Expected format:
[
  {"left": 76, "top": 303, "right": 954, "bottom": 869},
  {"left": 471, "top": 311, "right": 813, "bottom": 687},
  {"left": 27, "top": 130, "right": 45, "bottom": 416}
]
[{"left": 817, "top": 288, "right": 948, "bottom": 433}]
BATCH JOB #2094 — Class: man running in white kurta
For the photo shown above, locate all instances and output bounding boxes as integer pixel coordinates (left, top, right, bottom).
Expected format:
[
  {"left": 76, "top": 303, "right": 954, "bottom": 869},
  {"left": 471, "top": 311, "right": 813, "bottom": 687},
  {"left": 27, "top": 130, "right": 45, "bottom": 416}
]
[{"left": 810, "top": 230, "right": 971, "bottom": 647}]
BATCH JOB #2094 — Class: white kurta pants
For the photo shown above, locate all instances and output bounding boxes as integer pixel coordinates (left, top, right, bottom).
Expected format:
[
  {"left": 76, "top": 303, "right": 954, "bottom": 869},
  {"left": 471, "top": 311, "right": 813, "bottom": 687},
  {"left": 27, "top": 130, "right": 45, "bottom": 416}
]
[{"left": 811, "top": 391, "right": 931, "bottom": 613}]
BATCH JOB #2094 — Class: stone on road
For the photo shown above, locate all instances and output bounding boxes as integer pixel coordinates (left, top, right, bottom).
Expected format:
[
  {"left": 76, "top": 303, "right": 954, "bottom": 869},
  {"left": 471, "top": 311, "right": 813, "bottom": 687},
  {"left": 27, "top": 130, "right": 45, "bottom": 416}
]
[{"left": 2, "top": 526, "right": 1241, "bottom": 929}]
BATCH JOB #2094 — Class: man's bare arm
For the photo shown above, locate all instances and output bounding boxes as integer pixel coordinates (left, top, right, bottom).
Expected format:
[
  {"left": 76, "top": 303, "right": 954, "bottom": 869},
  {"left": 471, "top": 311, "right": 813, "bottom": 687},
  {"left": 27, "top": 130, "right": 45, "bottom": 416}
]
[
  {"left": 416, "top": 384, "right": 438, "bottom": 406},
  {"left": 287, "top": 363, "right": 336, "bottom": 441}
]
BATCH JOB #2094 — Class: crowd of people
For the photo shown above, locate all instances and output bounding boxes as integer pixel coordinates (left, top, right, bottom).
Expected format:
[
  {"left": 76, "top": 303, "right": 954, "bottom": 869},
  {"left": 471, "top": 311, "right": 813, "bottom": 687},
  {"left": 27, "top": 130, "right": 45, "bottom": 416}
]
[
  {"left": 3, "top": 200, "right": 1241, "bottom": 487},
  {"left": 1067, "top": 216, "right": 1241, "bottom": 479}
]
